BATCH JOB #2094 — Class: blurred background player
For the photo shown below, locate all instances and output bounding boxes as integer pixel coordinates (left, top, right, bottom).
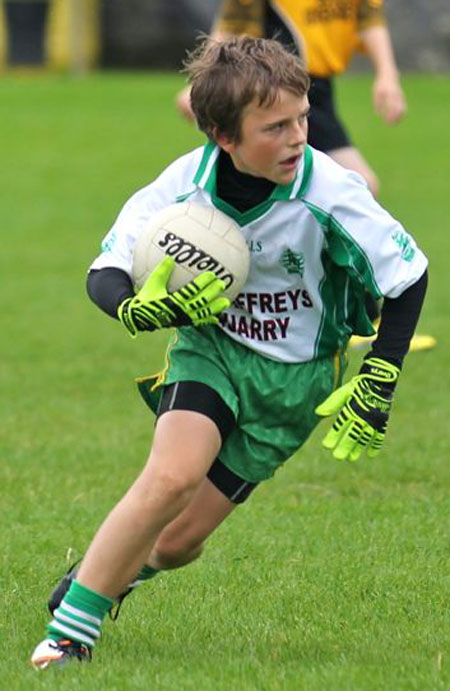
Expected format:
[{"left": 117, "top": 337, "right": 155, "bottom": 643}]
[
  {"left": 176, "top": 0, "right": 435, "bottom": 352},
  {"left": 177, "top": 0, "right": 405, "bottom": 198}
]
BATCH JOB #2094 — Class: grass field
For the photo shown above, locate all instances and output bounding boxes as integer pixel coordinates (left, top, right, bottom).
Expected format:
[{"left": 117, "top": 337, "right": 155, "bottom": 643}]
[{"left": 1, "top": 71, "right": 450, "bottom": 690}]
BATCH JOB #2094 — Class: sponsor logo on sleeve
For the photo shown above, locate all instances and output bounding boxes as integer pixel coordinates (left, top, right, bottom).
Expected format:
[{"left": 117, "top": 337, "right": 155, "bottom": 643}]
[
  {"left": 391, "top": 230, "right": 416, "bottom": 262},
  {"left": 101, "top": 230, "right": 117, "bottom": 253}
]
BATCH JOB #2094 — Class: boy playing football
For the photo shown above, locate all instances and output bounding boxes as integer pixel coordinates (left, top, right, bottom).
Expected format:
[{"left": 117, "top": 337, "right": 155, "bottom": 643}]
[{"left": 31, "top": 36, "right": 427, "bottom": 668}]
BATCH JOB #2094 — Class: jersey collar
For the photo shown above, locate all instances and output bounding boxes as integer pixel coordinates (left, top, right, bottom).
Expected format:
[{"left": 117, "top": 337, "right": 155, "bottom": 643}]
[{"left": 191, "top": 141, "right": 313, "bottom": 224}]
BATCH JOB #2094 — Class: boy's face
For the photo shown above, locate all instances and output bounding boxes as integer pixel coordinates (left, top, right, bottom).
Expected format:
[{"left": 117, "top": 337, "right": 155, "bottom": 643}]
[{"left": 217, "top": 88, "right": 309, "bottom": 186}]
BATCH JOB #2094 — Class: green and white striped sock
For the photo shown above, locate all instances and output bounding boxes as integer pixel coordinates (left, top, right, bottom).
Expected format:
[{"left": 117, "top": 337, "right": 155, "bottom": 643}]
[
  {"left": 131, "top": 564, "right": 159, "bottom": 589},
  {"left": 47, "top": 580, "right": 113, "bottom": 649}
]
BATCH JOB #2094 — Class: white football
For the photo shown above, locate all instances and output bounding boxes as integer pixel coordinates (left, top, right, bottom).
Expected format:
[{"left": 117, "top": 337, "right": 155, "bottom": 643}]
[{"left": 132, "top": 201, "right": 250, "bottom": 300}]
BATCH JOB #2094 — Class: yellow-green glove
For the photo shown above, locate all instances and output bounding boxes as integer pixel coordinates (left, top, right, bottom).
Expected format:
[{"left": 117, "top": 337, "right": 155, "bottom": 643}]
[
  {"left": 315, "top": 357, "right": 400, "bottom": 461},
  {"left": 118, "top": 256, "right": 230, "bottom": 338}
]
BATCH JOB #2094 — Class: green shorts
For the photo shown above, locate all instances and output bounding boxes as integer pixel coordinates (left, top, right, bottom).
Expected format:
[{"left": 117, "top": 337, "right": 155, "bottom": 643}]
[{"left": 137, "top": 326, "right": 345, "bottom": 484}]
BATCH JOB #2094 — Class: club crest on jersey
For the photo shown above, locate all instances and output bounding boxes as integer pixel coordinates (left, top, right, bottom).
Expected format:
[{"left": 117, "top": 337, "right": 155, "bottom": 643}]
[
  {"left": 280, "top": 249, "right": 305, "bottom": 277},
  {"left": 391, "top": 230, "right": 415, "bottom": 262}
]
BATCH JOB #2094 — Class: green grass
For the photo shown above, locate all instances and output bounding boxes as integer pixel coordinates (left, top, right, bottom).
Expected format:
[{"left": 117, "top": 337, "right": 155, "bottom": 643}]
[{"left": 1, "top": 71, "right": 449, "bottom": 690}]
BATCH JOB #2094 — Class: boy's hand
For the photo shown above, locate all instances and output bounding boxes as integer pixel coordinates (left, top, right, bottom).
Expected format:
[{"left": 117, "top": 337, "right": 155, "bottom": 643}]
[
  {"left": 118, "top": 256, "right": 230, "bottom": 337},
  {"left": 315, "top": 357, "right": 400, "bottom": 461}
]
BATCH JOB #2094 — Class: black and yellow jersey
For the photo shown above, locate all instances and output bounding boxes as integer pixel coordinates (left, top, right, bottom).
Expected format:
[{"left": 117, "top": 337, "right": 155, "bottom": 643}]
[{"left": 214, "top": 0, "right": 386, "bottom": 77}]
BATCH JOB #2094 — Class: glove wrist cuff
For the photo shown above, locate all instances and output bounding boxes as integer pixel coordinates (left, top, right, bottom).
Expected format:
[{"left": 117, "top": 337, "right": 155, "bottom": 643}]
[
  {"left": 360, "top": 357, "right": 400, "bottom": 390},
  {"left": 118, "top": 298, "right": 138, "bottom": 337}
]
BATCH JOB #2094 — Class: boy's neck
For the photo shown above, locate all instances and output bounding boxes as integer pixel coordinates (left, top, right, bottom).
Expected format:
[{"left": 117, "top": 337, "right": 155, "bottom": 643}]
[{"left": 216, "top": 151, "right": 275, "bottom": 213}]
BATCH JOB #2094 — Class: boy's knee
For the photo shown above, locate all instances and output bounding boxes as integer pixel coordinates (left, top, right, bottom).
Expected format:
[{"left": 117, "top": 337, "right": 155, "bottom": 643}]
[
  {"left": 152, "top": 535, "right": 205, "bottom": 569},
  {"left": 136, "top": 467, "right": 199, "bottom": 510}
]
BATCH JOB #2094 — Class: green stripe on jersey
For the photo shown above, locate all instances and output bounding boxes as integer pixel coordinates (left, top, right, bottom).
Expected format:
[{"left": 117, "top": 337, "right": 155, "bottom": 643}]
[
  {"left": 302, "top": 199, "right": 382, "bottom": 298},
  {"left": 297, "top": 145, "right": 313, "bottom": 198},
  {"left": 193, "top": 140, "right": 217, "bottom": 186},
  {"left": 314, "top": 251, "right": 367, "bottom": 358},
  {"left": 300, "top": 200, "right": 378, "bottom": 357}
]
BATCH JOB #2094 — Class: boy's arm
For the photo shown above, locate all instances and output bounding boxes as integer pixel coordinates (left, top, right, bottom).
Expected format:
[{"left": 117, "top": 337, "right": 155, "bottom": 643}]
[
  {"left": 359, "top": 23, "right": 407, "bottom": 125},
  {"left": 86, "top": 260, "right": 230, "bottom": 338},
  {"left": 370, "top": 269, "right": 428, "bottom": 366},
  {"left": 87, "top": 267, "right": 134, "bottom": 319},
  {"left": 316, "top": 270, "right": 428, "bottom": 461}
]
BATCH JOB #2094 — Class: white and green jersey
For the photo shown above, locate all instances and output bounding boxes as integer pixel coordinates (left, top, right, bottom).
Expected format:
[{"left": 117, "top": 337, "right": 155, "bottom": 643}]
[{"left": 91, "top": 142, "right": 427, "bottom": 364}]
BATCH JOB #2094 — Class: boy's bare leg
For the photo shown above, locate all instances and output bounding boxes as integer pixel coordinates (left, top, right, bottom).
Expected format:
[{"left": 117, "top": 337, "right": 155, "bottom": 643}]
[
  {"left": 76, "top": 410, "right": 222, "bottom": 598},
  {"left": 149, "top": 475, "right": 237, "bottom": 570}
]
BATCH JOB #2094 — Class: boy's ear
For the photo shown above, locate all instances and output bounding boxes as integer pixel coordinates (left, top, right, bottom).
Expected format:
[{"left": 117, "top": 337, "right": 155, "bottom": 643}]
[{"left": 213, "top": 128, "right": 235, "bottom": 154}]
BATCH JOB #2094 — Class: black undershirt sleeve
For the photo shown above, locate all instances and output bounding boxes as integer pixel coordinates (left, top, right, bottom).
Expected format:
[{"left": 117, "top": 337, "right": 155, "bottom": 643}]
[
  {"left": 86, "top": 267, "right": 135, "bottom": 319},
  {"left": 368, "top": 269, "right": 428, "bottom": 368}
]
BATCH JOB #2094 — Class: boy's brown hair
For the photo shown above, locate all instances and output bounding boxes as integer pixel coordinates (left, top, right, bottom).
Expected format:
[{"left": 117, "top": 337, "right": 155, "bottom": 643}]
[{"left": 184, "top": 36, "right": 310, "bottom": 142}]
